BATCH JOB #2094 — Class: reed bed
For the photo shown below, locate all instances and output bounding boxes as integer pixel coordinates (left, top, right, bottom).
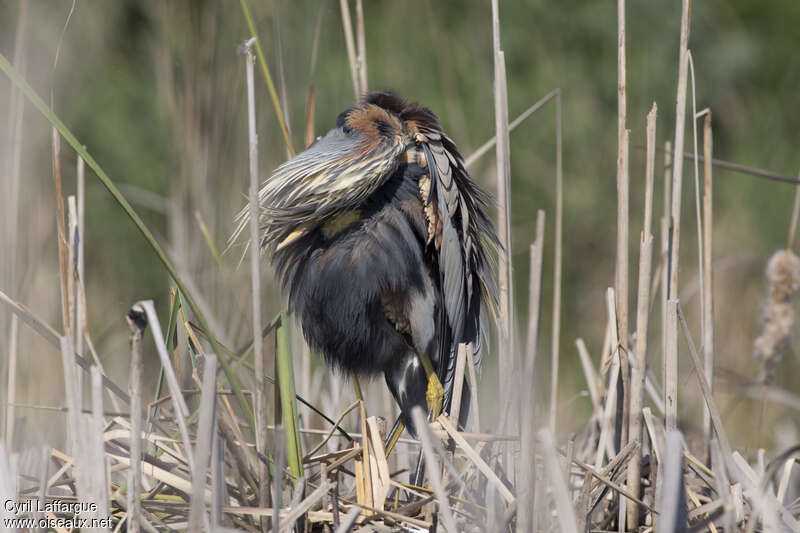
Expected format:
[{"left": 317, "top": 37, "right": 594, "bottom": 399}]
[{"left": 2, "top": 1, "right": 800, "bottom": 532}]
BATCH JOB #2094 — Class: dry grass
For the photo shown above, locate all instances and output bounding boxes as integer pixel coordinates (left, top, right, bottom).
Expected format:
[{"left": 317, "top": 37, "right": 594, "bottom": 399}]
[{"left": 2, "top": 2, "right": 800, "bottom": 532}]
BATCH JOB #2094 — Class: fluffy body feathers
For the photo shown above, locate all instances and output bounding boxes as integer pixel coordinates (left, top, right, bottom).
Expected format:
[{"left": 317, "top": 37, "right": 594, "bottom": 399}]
[{"left": 235, "top": 91, "right": 497, "bottom": 433}]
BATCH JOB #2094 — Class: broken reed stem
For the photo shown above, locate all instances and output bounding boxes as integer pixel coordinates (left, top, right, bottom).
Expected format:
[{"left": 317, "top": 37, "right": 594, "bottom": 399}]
[
  {"left": 549, "top": 91, "right": 563, "bottom": 435},
  {"left": 243, "top": 39, "right": 269, "bottom": 531},
  {"left": 491, "top": 0, "right": 515, "bottom": 435},
  {"left": 339, "top": 0, "right": 360, "bottom": 97},
  {"left": 626, "top": 103, "right": 657, "bottom": 530},
  {"left": 126, "top": 307, "right": 146, "bottom": 533},
  {"left": 702, "top": 112, "right": 714, "bottom": 452},
  {"left": 668, "top": 0, "right": 692, "bottom": 301},
  {"left": 519, "top": 209, "right": 545, "bottom": 533}
]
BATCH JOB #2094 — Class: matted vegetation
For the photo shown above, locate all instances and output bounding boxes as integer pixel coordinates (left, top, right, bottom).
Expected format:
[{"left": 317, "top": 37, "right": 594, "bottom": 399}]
[{"left": 2, "top": 1, "right": 800, "bottom": 531}]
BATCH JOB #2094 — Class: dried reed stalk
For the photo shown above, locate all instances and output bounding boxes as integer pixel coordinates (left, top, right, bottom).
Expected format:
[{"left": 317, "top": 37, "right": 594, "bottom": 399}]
[
  {"left": 665, "top": 299, "right": 678, "bottom": 432},
  {"left": 614, "top": 0, "right": 629, "bottom": 395},
  {"left": 76, "top": 156, "right": 85, "bottom": 358},
  {"left": 519, "top": 209, "right": 545, "bottom": 533},
  {"left": 668, "top": 0, "right": 692, "bottom": 301},
  {"left": 525, "top": 211, "right": 547, "bottom": 371},
  {"left": 126, "top": 307, "right": 146, "bottom": 533},
  {"left": 661, "top": 140, "right": 672, "bottom": 377},
  {"left": 626, "top": 103, "right": 656, "bottom": 529},
  {"left": 549, "top": 92, "right": 563, "bottom": 435},
  {"left": 702, "top": 112, "right": 714, "bottom": 450},
  {"left": 1, "top": 1, "right": 27, "bottom": 447},
  {"left": 355, "top": 0, "right": 367, "bottom": 93},
  {"left": 189, "top": 355, "right": 217, "bottom": 530},
  {"left": 412, "top": 408, "right": 457, "bottom": 532},
  {"left": 339, "top": 0, "right": 360, "bottom": 97},
  {"left": 4, "top": 317, "right": 17, "bottom": 448},
  {"left": 491, "top": 0, "right": 515, "bottom": 434},
  {"left": 540, "top": 429, "right": 579, "bottom": 532},
  {"left": 658, "top": 431, "right": 687, "bottom": 531},
  {"left": 595, "top": 288, "right": 620, "bottom": 468},
  {"left": 52, "top": 128, "right": 71, "bottom": 337},
  {"left": 243, "top": 38, "right": 270, "bottom": 533},
  {"left": 89, "top": 366, "right": 110, "bottom": 525},
  {"left": 138, "top": 301, "right": 195, "bottom": 472}
]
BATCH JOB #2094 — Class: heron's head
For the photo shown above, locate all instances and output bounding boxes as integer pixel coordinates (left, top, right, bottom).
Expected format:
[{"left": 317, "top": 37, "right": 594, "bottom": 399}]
[{"left": 232, "top": 91, "right": 428, "bottom": 260}]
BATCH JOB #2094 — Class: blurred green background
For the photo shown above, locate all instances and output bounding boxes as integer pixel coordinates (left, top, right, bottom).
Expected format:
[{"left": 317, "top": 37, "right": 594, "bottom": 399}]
[{"left": 1, "top": 0, "right": 799, "bottom": 451}]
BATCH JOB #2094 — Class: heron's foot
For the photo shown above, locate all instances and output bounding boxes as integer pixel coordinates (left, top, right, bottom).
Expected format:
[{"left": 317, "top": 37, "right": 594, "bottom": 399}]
[{"left": 426, "top": 372, "right": 444, "bottom": 420}]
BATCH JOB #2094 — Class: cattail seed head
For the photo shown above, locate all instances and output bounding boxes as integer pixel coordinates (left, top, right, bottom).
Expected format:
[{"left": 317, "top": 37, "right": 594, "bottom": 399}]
[{"left": 753, "top": 249, "right": 800, "bottom": 384}]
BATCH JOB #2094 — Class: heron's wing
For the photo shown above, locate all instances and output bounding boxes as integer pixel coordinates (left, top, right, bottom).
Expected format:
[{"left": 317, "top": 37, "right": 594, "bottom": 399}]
[
  {"left": 231, "top": 127, "right": 408, "bottom": 252},
  {"left": 418, "top": 129, "right": 498, "bottom": 411}
]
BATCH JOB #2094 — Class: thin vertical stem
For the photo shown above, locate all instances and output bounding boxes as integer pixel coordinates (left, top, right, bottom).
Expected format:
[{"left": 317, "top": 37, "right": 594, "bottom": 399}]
[
  {"left": 189, "top": 355, "right": 217, "bottom": 531},
  {"left": 90, "top": 366, "right": 109, "bottom": 522},
  {"left": 125, "top": 309, "right": 146, "bottom": 533},
  {"left": 549, "top": 92, "right": 563, "bottom": 435},
  {"left": 526, "top": 211, "right": 547, "bottom": 369},
  {"left": 67, "top": 196, "right": 79, "bottom": 396},
  {"left": 243, "top": 39, "right": 269, "bottom": 532},
  {"left": 520, "top": 210, "right": 545, "bottom": 533},
  {"left": 665, "top": 299, "right": 678, "bottom": 432},
  {"left": 491, "top": 0, "right": 514, "bottom": 435},
  {"left": 76, "top": 156, "right": 85, "bottom": 359},
  {"left": 615, "top": 0, "right": 629, "bottom": 372},
  {"left": 355, "top": 0, "right": 367, "bottom": 93},
  {"left": 1, "top": 1, "right": 27, "bottom": 444},
  {"left": 626, "top": 103, "right": 657, "bottom": 529},
  {"left": 614, "top": 5, "right": 630, "bottom": 496},
  {"left": 661, "top": 140, "right": 672, "bottom": 393},
  {"left": 668, "top": 0, "right": 692, "bottom": 301},
  {"left": 688, "top": 53, "right": 706, "bottom": 350},
  {"left": 4, "top": 317, "right": 18, "bottom": 448},
  {"left": 339, "top": 0, "right": 360, "bottom": 98},
  {"left": 702, "top": 112, "right": 714, "bottom": 452},
  {"left": 52, "top": 129, "right": 71, "bottom": 337}
]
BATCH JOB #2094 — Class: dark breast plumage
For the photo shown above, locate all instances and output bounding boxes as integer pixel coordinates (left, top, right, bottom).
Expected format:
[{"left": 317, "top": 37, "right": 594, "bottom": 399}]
[{"left": 236, "top": 91, "right": 497, "bottom": 434}]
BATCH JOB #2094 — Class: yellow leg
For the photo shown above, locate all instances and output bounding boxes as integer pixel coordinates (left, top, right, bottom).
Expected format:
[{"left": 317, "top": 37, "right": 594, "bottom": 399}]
[
  {"left": 384, "top": 419, "right": 405, "bottom": 457},
  {"left": 417, "top": 350, "right": 444, "bottom": 420}
]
